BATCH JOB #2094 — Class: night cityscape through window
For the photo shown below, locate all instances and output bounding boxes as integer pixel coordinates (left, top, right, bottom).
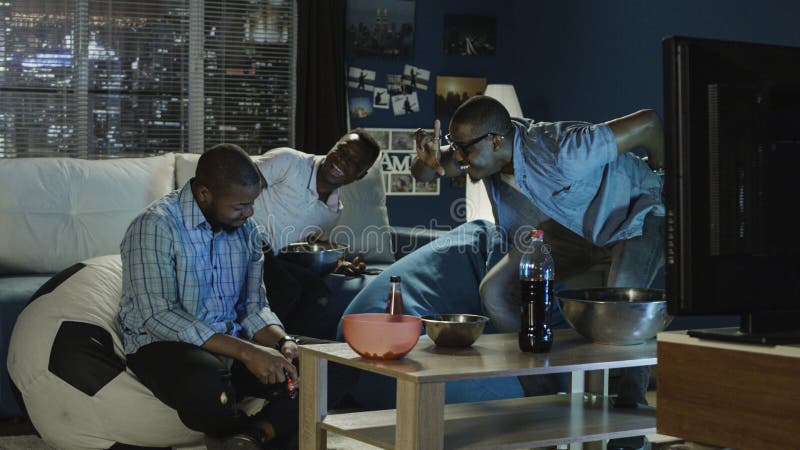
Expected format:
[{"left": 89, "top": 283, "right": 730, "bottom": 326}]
[{"left": 0, "top": 0, "right": 294, "bottom": 157}]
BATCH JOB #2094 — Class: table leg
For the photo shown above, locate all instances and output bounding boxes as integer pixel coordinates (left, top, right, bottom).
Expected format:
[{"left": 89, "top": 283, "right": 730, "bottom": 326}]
[
  {"left": 299, "top": 352, "right": 327, "bottom": 450},
  {"left": 568, "top": 369, "right": 607, "bottom": 450},
  {"left": 395, "top": 379, "right": 444, "bottom": 450}
]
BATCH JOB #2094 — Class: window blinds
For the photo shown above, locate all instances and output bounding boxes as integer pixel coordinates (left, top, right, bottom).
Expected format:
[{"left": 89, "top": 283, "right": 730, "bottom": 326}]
[{"left": 0, "top": 0, "right": 295, "bottom": 157}]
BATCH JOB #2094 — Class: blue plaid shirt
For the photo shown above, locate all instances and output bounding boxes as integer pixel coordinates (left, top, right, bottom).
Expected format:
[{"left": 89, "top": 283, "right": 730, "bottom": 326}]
[{"left": 119, "top": 180, "right": 282, "bottom": 355}]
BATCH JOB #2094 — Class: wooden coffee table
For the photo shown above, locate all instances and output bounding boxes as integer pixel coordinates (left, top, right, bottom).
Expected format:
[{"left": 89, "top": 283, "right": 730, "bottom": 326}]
[{"left": 299, "top": 329, "right": 656, "bottom": 450}]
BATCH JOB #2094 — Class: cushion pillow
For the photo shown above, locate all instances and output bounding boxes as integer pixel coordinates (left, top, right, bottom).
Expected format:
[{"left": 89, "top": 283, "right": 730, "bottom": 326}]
[
  {"left": 0, "top": 153, "right": 175, "bottom": 274},
  {"left": 174, "top": 152, "right": 200, "bottom": 188}
]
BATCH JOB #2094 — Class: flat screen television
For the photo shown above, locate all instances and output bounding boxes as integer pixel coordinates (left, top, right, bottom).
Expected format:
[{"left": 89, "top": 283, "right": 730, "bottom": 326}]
[{"left": 662, "top": 35, "right": 800, "bottom": 344}]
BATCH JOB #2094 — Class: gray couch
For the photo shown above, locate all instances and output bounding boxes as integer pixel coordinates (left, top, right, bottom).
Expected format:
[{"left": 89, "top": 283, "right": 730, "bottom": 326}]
[{"left": 0, "top": 152, "right": 440, "bottom": 417}]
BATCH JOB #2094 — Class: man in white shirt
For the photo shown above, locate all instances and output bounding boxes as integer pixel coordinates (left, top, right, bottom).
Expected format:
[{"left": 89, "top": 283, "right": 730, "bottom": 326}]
[
  {"left": 252, "top": 129, "right": 380, "bottom": 340},
  {"left": 252, "top": 129, "right": 380, "bottom": 254}
]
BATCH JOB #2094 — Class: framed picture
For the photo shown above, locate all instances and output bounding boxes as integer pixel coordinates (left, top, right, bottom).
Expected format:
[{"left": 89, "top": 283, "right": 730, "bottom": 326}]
[
  {"left": 365, "top": 128, "right": 440, "bottom": 196},
  {"left": 435, "top": 76, "right": 487, "bottom": 116},
  {"left": 346, "top": 0, "right": 415, "bottom": 59},
  {"left": 443, "top": 15, "right": 497, "bottom": 56}
]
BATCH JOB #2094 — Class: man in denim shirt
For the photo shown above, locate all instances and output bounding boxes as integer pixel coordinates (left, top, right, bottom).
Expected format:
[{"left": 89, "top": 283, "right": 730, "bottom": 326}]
[
  {"left": 412, "top": 95, "right": 665, "bottom": 450},
  {"left": 119, "top": 144, "right": 298, "bottom": 450}
]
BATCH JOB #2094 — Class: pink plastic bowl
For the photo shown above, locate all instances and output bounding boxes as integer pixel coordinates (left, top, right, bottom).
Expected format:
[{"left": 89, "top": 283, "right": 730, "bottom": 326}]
[{"left": 342, "top": 313, "right": 422, "bottom": 360}]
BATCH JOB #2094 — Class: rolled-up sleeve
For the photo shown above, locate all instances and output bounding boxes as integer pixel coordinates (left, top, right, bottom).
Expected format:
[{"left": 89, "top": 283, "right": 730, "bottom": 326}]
[
  {"left": 237, "top": 237, "right": 283, "bottom": 339},
  {"left": 122, "top": 214, "right": 217, "bottom": 347},
  {"left": 553, "top": 122, "right": 618, "bottom": 179}
]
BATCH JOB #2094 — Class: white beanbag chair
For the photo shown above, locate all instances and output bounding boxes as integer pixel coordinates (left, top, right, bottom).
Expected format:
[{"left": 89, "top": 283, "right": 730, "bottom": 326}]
[{"left": 7, "top": 254, "right": 260, "bottom": 449}]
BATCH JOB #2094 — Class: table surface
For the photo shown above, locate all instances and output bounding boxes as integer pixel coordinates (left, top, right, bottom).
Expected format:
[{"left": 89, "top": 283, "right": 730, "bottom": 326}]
[{"left": 300, "top": 329, "right": 657, "bottom": 383}]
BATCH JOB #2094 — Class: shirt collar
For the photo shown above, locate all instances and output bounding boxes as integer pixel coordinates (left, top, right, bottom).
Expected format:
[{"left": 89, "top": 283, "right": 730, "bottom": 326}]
[
  {"left": 179, "top": 179, "right": 212, "bottom": 231},
  {"left": 310, "top": 157, "right": 341, "bottom": 209}
]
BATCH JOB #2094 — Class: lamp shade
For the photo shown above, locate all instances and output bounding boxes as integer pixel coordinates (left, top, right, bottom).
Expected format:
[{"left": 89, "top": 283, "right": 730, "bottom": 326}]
[{"left": 483, "top": 84, "right": 523, "bottom": 118}]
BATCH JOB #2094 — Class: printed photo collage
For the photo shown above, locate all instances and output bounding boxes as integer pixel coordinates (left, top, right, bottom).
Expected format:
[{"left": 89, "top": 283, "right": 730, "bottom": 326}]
[
  {"left": 348, "top": 64, "right": 430, "bottom": 118},
  {"left": 365, "top": 128, "right": 439, "bottom": 196}
]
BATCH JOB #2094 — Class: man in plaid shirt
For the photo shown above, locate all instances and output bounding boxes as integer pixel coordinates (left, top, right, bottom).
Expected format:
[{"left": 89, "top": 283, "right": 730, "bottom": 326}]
[{"left": 119, "top": 143, "right": 298, "bottom": 450}]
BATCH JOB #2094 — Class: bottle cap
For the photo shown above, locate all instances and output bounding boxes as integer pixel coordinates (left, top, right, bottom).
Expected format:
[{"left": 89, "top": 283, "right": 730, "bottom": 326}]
[
  {"left": 390, "top": 275, "right": 401, "bottom": 282},
  {"left": 530, "top": 229, "right": 544, "bottom": 239}
]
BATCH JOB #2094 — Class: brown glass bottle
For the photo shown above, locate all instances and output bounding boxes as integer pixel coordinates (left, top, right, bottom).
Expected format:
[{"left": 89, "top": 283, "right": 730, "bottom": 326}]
[{"left": 385, "top": 275, "right": 404, "bottom": 316}]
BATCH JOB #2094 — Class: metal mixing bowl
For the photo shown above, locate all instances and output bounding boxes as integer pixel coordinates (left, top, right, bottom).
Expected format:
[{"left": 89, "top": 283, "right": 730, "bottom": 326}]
[
  {"left": 278, "top": 242, "right": 348, "bottom": 275},
  {"left": 420, "top": 313, "right": 489, "bottom": 347},
  {"left": 556, "top": 287, "right": 672, "bottom": 345}
]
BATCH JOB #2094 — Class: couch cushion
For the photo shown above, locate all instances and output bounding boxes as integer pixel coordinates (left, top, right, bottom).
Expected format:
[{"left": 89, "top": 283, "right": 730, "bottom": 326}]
[
  {"left": 176, "top": 152, "right": 395, "bottom": 264},
  {"left": 174, "top": 152, "right": 200, "bottom": 189},
  {"left": 0, "top": 153, "right": 175, "bottom": 274}
]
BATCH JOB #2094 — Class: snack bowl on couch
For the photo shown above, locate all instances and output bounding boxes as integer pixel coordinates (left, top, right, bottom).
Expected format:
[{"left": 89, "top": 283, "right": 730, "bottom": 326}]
[
  {"left": 278, "top": 242, "right": 348, "bottom": 275},
  {"left": 341, "top": 313, "right": 421, "bottom": 360},
  {"left": 420, "top": 313, "right": 489, "bottom": 347}
]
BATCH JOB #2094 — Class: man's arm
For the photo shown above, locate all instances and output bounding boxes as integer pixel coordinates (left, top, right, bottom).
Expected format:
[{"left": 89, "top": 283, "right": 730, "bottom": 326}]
[
  {"left": 604, "top": 109, "right": 664, "bottom": 170},
  {"left": 202, "top": 332, "right": 297, "bottom": 383},
  {"left": 121, "top": 215, "right": 216, "bottom": 346},
  {"left": 411, "top": 119, "right": 464, "bottom": 181},
  {"left": 236, "top": 227, "right": 298, "bottom": 361}
]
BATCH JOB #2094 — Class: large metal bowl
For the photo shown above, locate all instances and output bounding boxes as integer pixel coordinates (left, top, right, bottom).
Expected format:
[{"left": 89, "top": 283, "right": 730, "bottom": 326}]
[
  {"left": 278, "top": 242, "right": 348, "bottom": 275},
  {"left": 556, "top": 288, "right": 672, "bottom": 346},
  {"left": 420, "top": 313, "right": 489, "bottom": 347}
]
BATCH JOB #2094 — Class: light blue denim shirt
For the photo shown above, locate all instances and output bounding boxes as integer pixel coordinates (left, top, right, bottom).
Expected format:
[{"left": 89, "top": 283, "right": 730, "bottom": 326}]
[
  {"left": 119, "top": 180, "right": 282, "bottom": 355},
  {"left": 509, "top": 118, "right": 664, "bottom": 247}
]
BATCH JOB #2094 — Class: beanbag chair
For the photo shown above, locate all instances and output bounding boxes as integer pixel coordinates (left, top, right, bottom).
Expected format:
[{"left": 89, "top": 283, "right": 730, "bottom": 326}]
[{"left": 7, "top": 254, "right": 260, "bottom": 449}]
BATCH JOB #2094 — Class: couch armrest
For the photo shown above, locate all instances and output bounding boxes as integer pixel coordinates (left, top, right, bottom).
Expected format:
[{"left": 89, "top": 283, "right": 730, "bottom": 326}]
[{"left": 391, "top": 226, "right": 450, "bottom": 260}]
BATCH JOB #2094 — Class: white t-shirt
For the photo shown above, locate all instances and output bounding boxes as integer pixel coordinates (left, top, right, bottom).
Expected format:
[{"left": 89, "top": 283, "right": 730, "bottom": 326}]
[{"left": 252, "top": 147, "right": 342, "bottom": 253}]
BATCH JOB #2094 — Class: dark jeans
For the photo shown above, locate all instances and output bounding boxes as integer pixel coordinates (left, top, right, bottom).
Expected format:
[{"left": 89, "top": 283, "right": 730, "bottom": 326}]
[
  {"left": 263, "top": 249, "right": 334, "bottom": 339},
  {"left": 126, "top": 341, "right": 298, "bottom": 439},
  {"left": 126, "top": 338, "right": 359, "bottom": 439}
]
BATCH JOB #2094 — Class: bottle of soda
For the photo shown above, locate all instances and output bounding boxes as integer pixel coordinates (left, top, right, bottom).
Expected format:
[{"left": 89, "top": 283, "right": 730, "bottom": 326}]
[
  {"left": 518, "top": 229, "right": 555, "bottom": 353},
  {"left": 385, "top": 275, "right": 404, "bottom": 316}
]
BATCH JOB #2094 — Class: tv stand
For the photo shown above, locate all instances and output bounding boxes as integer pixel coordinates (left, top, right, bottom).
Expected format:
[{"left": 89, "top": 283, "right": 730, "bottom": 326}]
[
  {"left": 657, "top": 330, "right": 800, "bottom": 449},
  {"left": 688, "top": 326, "right": 800, "bottom": 345},
  {"left": 687, "top": 311, "right": 800, "bottom": 345}
]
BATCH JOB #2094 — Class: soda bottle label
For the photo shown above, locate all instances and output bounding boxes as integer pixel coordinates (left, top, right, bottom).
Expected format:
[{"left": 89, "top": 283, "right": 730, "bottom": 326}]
[{"left": 518, "top": 279, "right": 553, "bottom": 353}]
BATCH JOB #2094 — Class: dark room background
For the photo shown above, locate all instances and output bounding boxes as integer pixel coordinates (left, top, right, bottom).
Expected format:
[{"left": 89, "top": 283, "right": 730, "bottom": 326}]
[{"left": 347, "top": 0, "right": 800, "bottom": 228}]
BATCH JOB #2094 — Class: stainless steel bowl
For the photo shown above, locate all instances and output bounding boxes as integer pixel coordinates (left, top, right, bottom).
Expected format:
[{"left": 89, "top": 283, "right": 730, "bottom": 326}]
[
  {"left": 556, "top": 287, "right": 672, "bottom": 345},
  {"left": 278, "top": 242, "right": 348, "bottom": 275},
  {"left": 420, "top": 313, "right": 489, "bottom": 347}
]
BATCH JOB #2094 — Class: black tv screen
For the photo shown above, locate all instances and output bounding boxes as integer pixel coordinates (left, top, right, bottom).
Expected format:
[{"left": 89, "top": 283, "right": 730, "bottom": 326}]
[{"left": 662, "top": 35, "right": 800, "bottom": 341}]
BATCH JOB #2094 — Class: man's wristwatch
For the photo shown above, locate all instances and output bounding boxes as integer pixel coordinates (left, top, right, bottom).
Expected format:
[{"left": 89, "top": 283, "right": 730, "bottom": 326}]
[{"left": 275, "top": 335, "right": 298, "bottom": 350}]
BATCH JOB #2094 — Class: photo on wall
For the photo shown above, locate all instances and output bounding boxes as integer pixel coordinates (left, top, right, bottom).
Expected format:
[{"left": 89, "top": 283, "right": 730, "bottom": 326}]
[
  {"left": 347, "top": 66, "right": 376, "bottom": 92},
  {"left": 435, "top": 76, "right": 487, "bottom": 116},
  {"left": 401, "top": 64, "right": 430, "bottom": 92},
  {"left": 349, "top": 96, "right": 373, "bottom": 119},
  {"left": 443, "top": 14, "right": 497, "bottom": 56},
  {"left": 390, "top": 130, "right": 414, "bottom": 150},
  {"left": 391, "top": 92, "right": 420, "bottom": 116},
  {"left": 387, "top": 74, "right": 404, "bottom": 95},
  {"left": 367, "top": 128, "right": 440, "bottom": 196},
  {"left": 369, "top": 129, "right": 390, "bottom": 149},
  {"left": 346, "top": 0, "right": 415, "bottom": 59},
  {"left": 373, "top": 87, "right": 390, "bottom": 109}
]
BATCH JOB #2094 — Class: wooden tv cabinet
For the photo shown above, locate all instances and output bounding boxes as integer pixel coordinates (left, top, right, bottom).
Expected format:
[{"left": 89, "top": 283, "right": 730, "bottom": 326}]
[{"left": 657, "top": 330, "right": 800, "bottom": 450}]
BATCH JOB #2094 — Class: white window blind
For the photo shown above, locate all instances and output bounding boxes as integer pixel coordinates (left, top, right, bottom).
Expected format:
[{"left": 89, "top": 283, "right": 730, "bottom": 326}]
[{"left": 0, "top": 0, "right": 295, "bottom": 157}]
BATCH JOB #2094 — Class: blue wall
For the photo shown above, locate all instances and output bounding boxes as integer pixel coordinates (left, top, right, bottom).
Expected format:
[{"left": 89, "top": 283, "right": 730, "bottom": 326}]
[{"left": 348, "top": 0, "right": 800, "bottom": 227}]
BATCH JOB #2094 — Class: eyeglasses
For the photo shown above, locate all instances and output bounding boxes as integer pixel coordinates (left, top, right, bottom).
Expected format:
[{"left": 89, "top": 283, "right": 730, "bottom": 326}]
[{"left": 444, "top": 132, "right": 502, "bottom": 155}]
